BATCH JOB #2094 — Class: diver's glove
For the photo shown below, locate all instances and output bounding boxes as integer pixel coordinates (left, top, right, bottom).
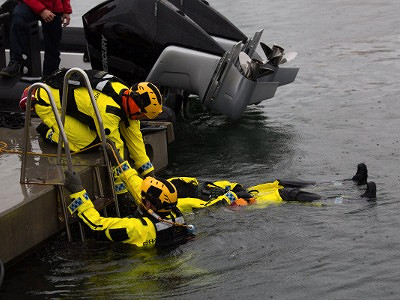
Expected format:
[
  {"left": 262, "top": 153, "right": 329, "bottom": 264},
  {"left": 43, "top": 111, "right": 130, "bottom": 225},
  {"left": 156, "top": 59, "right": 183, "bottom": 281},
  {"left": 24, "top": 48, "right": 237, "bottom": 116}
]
[
  {"left": 144, "top": 170, "right": 155, "bottom": 178},
  {"left": 105, "top": 138, "right": 124, "bottom": 166},
  {"left": 64, "top": 170, "right": 84, "bottom": 194}
]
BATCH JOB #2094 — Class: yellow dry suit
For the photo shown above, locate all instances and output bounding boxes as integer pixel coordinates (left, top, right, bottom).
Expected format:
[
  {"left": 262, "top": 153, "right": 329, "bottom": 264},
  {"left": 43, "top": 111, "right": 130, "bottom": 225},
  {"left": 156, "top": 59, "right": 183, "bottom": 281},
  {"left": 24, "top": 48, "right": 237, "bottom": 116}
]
[
  {"left": 168, "top": 177, "right": 284, "bottom": 213},
  {"left": 68, "top": 190, "right": 190, "bottom": 247},
  {"left": 108, "top": 161, "right": 285, "bottom": 214},
  {"left": 68, "top": 161, "right": 190, "bottom": 248},
  {"left": 34, "top": 75, "right": 154, "bottom": 177}
]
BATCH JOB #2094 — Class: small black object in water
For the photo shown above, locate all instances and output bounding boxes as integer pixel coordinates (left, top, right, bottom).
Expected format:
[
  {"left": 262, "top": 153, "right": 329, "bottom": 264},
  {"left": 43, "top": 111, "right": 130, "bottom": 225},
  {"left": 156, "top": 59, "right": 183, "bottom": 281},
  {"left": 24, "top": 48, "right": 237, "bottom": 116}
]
[
  {"left": 361, "top": 181, "right": 377, "bottom": 199},
  {"left": 352, "top": 163, "right": 368, "bottom": 185}
]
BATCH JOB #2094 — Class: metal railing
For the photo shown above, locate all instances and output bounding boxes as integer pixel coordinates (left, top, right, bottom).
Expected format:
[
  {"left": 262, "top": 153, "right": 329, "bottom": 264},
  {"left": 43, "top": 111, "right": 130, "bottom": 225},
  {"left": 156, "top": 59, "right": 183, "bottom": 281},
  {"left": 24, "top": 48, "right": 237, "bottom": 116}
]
[
  {"left": 58, "top": 68, "right": 120, "bottom": 218},
  {"left": 20, "top": 82, "right": 75, "bottom": 241},
  {"left": 20, "top": 67, "right": 120, "bottom": 241}
]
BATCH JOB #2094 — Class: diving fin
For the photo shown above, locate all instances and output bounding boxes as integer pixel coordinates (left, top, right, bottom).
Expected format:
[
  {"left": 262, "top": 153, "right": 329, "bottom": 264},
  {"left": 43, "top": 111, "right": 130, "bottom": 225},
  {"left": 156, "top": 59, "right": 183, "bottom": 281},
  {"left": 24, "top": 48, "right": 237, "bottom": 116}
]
[
  {"left": 361, "top": 181, "right": 376, "bottom": 199},
  {"left": 352, "top": 163, "right": 368, "bottom": 185}
]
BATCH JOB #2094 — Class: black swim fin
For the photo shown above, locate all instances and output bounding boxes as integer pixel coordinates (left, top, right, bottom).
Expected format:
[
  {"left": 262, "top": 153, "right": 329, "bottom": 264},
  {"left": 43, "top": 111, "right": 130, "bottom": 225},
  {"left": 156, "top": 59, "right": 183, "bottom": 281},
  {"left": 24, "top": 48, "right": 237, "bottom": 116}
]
[
  {"left": 361, "top": 181, "right": 376, "bottom": 199},
  {"left": 279, "top": 188, "right": 321, "bottom": 202},
  {"left": 352, "top": 163, "right": 368, "bottom": 185}
]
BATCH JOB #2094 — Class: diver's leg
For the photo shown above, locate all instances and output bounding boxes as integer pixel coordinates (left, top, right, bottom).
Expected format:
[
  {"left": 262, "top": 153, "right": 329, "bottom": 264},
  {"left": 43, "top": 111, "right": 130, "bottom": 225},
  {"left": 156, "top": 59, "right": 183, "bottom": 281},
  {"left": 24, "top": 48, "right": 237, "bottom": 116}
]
[
  {"left": 279, "top": 187, "right": 321, "bottom": 202},
  {"left": 35, "top": 116, "right": 99, "bottom": 152},
  {"left": 277, "top": 179, "right": 316, "bottom": 188}
]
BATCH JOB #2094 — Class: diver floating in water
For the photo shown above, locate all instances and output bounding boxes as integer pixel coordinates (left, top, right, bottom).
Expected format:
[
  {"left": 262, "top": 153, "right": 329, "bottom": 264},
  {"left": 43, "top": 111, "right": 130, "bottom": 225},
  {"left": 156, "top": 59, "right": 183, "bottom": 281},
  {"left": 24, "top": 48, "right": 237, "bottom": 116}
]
[{"left": 63, "top": 140, "right": 376, "bottom": 248}]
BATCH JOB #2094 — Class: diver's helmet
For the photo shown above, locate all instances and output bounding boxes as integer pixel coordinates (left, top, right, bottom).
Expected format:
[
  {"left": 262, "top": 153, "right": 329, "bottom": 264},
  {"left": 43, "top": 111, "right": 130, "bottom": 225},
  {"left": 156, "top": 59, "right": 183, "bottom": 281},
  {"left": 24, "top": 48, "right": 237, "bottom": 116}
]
[
  {"left": 141, "top": 177, "right": 178, "bottom": 212},
  {"left": 121, "top": 82, "right": 162, "bottom": 120}
]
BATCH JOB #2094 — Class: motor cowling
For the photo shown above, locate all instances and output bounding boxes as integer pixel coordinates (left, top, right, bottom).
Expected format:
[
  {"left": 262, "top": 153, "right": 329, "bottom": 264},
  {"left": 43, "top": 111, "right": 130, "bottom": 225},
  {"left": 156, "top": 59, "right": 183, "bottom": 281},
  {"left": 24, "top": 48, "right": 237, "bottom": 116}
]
[{"left": 82, "top": 0, "right": 225, "bottom": 84}]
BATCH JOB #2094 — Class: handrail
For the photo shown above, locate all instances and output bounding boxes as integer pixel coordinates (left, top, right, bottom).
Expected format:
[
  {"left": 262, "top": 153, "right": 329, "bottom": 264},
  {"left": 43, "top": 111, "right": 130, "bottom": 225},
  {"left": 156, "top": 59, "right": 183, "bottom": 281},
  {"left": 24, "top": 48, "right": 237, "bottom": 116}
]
[
  {"left": 20, "top": 83, "right": 73, "bottom": 183},
  {"left": 58, "top": 67, "right": 120, "bottom": 217},
  {"left": 20, "top": 83, "right": 73, "bottom": 241}
]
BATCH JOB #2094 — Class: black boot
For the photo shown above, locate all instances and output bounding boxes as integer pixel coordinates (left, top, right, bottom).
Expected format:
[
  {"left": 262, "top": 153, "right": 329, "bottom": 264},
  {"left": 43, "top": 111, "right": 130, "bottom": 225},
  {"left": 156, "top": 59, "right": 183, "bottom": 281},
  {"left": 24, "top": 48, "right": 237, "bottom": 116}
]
[
  {"left": 0, "top": 60, "right": 21, "bottom": 77},
  {"left": 279, "top": 187, "right": 321, "bottom": 202},
  {"left": 36, "top": 122, "right": 51, "bottom": 139},
  {"left": 352, "top": 163, "right": 368, "bottom": 185},
  {"left": 361, "top": 181, "right": 376, "bottom": 199}
]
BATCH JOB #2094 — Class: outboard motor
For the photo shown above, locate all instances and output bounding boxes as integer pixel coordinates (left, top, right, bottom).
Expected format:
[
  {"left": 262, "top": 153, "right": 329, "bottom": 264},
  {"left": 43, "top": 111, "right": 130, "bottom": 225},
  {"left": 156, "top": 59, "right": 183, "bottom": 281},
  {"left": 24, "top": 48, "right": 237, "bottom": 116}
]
[
  {"left": 83, "top": 0, "right": 299, "bottom": 119},
  {"left": 167, "top": 0, "right": 247, "bottom": 46}
]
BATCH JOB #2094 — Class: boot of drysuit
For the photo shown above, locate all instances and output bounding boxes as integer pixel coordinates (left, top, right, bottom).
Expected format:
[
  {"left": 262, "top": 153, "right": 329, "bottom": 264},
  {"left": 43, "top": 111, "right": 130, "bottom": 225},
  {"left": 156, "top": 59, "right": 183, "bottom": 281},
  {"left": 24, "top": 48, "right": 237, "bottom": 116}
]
[
  {"left": 361, "top": 181, "right": 376, "bottom": 199},
  {"left": 352, "top": 163, "right": 368, "bottom": 186}
]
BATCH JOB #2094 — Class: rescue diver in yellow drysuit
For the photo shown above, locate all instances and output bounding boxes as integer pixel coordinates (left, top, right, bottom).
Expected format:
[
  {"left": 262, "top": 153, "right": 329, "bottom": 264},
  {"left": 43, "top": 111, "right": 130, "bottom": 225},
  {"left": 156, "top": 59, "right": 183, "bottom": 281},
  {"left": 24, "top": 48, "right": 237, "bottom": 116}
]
[
  {"left": 65, "top": 170, "right": 193, "bottom": 248},
  {"left": 21, "top": 69, "right": 162, "bottom": 178},
  {"left": 64, "top": 140, "right": 194, "bottom": 248}
]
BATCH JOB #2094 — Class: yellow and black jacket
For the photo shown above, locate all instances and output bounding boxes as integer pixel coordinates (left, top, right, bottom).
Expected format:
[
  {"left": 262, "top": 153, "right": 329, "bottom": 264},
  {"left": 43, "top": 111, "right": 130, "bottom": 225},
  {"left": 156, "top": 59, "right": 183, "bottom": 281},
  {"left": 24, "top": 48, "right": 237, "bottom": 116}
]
[
  {"left": 68, "top": 189, "right": 190, "bottom": 248},
  {"left": 113, "top": 161, "right": 284, "bottom": 213},
  {"left": 34, "top": 72, "right": 154, "bottom": 177}
]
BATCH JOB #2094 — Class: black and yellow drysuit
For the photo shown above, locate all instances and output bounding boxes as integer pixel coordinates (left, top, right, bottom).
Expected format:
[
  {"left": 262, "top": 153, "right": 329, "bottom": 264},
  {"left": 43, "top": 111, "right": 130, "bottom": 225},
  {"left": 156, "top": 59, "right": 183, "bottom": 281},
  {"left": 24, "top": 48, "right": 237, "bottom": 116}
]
[
  {"left": 67, "top": 161, "right": 191, "bottom": 248},
  {"left": 98, "top": 159, "right": 319, "bottom": 215},
  {"left": 95, "top": 159, "right": 292, "bottom": 214},
  {"left": 34, "top": 77, "right": 154, "bottom": 178},
  {"left": 68, "top": 189, "right": 190, "bottom": 248}
]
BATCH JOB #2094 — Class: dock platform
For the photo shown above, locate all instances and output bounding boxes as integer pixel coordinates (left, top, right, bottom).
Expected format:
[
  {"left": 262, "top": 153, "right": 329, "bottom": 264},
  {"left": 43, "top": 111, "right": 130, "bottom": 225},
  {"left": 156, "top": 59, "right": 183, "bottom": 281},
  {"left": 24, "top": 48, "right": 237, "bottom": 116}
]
[{"left": 0, "top": 117, "right": 173, "bottom": 266}]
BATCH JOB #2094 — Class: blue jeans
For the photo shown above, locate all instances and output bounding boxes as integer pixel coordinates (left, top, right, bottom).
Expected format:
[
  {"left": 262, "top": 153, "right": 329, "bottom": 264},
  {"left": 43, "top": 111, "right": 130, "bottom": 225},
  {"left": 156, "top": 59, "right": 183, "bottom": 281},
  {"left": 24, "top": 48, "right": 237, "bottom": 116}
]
[{"left": 10, "top": 2, "right": 62, "bottom": 76}]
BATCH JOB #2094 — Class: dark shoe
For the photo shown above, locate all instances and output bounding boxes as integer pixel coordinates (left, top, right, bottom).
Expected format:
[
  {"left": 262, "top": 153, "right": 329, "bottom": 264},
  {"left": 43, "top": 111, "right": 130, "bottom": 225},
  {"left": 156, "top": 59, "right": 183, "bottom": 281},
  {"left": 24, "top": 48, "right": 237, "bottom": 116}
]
[
  {"left": 36, "top": 122, "right": 51, "bottom": 139},
  {"left": 0, "top": 60, "right": 21, "bottom": 77},
  {"left": 352, "top": 163, "right": 368, "bottom": 185},
  {"left": 361, "top": 181, "right": 376, "bottom": 199}
]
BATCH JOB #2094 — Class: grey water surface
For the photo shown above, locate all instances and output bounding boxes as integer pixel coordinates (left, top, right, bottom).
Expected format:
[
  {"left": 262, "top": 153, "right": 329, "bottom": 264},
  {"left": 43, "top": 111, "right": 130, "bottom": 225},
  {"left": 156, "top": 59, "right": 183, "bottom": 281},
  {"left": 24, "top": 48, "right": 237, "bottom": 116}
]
[{"left": 1, "top": 0, "right": 400, "bottom": 299}]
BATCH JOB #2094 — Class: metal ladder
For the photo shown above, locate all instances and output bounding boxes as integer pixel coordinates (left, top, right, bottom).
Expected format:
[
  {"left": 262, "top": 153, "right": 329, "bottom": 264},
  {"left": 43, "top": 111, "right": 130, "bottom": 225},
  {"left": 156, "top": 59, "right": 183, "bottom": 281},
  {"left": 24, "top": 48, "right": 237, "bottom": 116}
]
[{"left": 20, "top": 67, "right": 120, "bottom": 241}]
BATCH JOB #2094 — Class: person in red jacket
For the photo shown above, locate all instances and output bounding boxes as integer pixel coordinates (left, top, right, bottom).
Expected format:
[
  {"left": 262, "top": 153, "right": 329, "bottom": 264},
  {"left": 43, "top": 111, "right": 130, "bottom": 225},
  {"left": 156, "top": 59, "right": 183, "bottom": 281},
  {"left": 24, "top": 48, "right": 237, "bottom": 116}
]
[{"left": 0, "top": 0, "right": 72, "bottom": 77}]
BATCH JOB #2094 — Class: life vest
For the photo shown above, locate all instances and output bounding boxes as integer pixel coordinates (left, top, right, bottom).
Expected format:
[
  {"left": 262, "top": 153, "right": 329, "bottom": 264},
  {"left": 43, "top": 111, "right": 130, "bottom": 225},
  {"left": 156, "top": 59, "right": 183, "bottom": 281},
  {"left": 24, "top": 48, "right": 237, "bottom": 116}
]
[{"left": 168, "top": 177, "right": 245, "bottom": 201}]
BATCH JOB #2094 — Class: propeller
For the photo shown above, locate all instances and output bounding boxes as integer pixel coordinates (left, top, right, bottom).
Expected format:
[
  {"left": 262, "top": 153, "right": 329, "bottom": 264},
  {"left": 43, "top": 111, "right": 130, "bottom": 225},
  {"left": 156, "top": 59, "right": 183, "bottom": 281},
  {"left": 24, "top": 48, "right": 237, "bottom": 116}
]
[
  {"left": 260, "top": 42, "right": 297, "bottom": 67},
  {"left": 239, "top": 51, "right": 274, "bottom": 80},
  {"left": 238, "top": 42, "right": 297, "bottom": 80}
]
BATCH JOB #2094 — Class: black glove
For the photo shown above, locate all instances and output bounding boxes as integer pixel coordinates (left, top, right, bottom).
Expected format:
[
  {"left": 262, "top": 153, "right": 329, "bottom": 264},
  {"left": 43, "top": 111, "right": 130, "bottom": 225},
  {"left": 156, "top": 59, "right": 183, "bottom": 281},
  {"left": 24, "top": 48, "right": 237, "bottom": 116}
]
[
  {"left": 144, "top": 170, "right": 155, "bottom": 178},
  {"left": 36, "top": 122, "right": 50, "bottom": 139},
  {"left": 64, "top": 170, "right": 84, "bottom": 193},
  {"left": 105, "top": 138, "right": 124, "bottom": 166}
]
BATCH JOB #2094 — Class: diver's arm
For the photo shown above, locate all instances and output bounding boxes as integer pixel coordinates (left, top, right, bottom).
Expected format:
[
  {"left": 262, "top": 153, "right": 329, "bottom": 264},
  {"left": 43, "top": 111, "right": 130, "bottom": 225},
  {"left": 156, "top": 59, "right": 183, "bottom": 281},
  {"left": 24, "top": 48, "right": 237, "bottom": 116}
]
[
  {"left": 105, "top": 139, "right": 143, "bottom": 207},
  {"left": 113, "top": 161, "right": 143, "bottom": 207},
  {"left": 120, "top": 120, "right": 155, "bottom": 177},
  {"left": 68, "top": 189, "right": 156, "bottom": 247},
  {"left": 177, "top": 191, "right": 238, "bottom": 212}
]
